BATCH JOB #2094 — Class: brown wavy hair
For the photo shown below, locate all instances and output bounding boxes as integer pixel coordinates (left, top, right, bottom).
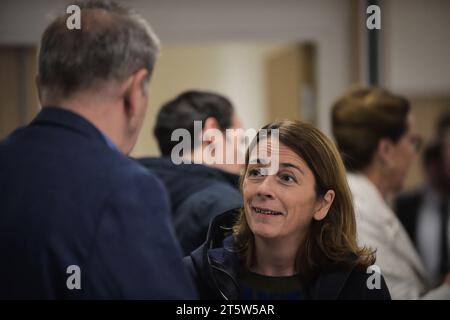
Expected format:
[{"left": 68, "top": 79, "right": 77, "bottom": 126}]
[{"left": 232, "top": 120, "right": 375, "bottom": 283}]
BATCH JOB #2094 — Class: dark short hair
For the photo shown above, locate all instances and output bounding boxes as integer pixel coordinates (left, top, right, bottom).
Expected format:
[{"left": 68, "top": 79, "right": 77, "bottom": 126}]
[
  {"left": 154, "top": 90, "right": 235, "bottom": 156},
  {"left": 423, "top": 142, "right": 441, "bottom": 167},
  {"left": 332, "top": 87, "right": 411, "bottom": 171},
  {"left": 38, "top": 0, "right": 160, "bottom": 97},
  {"left": 437, "top": 112, "right": 450, "bottom": 140}
]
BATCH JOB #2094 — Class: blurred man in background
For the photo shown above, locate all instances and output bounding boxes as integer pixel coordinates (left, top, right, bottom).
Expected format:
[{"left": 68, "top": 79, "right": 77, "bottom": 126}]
[
  {"left": 0, "top": 0, "right": 196, "bottom": 299},
  {"left": 396, "top": 113, "right": 450, "bottom": 287},
  {"left": 332, "top": 87, "right": 450, "bottom": 299},
  {"left": 139, "top": 90, "right": 244, "bottom": 255},
  {"left": 438, "top": 114, "right": 450, "bottom": 193}
]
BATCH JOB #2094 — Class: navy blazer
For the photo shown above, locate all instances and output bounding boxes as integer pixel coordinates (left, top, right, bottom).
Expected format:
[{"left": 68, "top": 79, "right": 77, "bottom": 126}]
[{"left": 0, "top": 107, "right": 197, "bottom": 299}]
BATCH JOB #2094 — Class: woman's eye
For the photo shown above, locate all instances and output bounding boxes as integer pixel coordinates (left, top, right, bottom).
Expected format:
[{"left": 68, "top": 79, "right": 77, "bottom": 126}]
[
  {"left": 279, "top": 174, "right": 295, "bottom": 183},
  {"left": 248, "top": 169, "right": 262, "bottom": 177}
]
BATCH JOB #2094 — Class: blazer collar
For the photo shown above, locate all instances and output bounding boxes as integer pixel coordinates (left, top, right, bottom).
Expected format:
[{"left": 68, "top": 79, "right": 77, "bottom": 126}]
[{"left": 30, "top": 106, "right": 108, "bottom": 146}]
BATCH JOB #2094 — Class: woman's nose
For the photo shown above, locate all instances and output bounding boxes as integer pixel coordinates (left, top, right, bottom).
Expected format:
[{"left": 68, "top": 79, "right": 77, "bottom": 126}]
[{"left": 256, "top": 175, "right": 276, "bottom": 199}]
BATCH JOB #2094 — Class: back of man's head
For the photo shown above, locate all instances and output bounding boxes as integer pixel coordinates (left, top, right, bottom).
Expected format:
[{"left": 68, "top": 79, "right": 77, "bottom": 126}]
[
  {"left": 154, "top": 90, "right": 235, "bottom": 157},
  {"left": 38, "top": 0, "right": 160, "bottom": 101}
]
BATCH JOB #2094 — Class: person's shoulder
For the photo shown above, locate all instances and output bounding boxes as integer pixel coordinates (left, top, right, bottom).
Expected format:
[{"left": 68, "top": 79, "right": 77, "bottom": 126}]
[
  {"left": 339, "top": 266, "right": 392, "bottom": 300},
  {"left": 395, "top": 189, "right": 423, "bottom": 205},
  {"left": 98, "top": 156, "right": 171, "bottom": 238},
  {"left": 82, "top": 141, "right": 167, "bottom": 198},
  {"left": 96, "top": 153, "right": 168, "bottom": 209},
  {"left": 394, "top": 189, "right": 423, "bottom": 225},
  {"left": 196, "top": 182, "right": 241, "bottom": 200},
  {"left": 113, "top": 155, "right": 166, "bottom": 191},
  {"left": 180, "top": 183, "right": 242, "bottom": 216},
  {"left": 395, "top": 190, "right": 423, "bottom": 211}
]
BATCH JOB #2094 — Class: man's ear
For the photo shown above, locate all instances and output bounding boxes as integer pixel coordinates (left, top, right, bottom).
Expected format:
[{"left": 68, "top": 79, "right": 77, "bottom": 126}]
[
  {"left": 122, "top": 68, "right": 149, "bottom": 119},
  {"left": 313, "top": 189, "right": 335, "bottom": 221},
  {"left": 35, "top": 75, "right": 43, "bottom": 105},
  {"left": 203, "top": 117, "right": 220, "bottom": 131},
  {"left": 202, "top": 117, "right": 221, "bottom": 144}
]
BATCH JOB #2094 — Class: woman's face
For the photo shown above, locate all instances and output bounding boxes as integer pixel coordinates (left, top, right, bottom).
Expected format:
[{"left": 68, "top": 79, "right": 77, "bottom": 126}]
[
  {"left": 386, "top": 112, "right": 420, "bottom": 192},
  {"left": 243, "top": 140, "right": 329, "bottom": 245}
]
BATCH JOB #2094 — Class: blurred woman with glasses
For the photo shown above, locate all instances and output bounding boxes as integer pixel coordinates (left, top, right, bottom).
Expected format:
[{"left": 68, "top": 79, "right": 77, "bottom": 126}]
[{"left": 332, "top": 87, "right": 450, "bottom": 299}]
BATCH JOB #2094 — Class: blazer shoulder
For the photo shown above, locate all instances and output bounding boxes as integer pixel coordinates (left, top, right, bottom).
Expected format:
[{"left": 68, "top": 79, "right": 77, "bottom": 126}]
[
  {"left": 100, "top": 155, "right": 170, "bottom": 219},
  {"left": 339, "top": 267, "right": 392, "bottom": 300},
  {"left": 181, "top": 183, "right": 242, "bottom": 212},
  {"left": 109, "top": 154, "right": 166, "bottom": 189}
]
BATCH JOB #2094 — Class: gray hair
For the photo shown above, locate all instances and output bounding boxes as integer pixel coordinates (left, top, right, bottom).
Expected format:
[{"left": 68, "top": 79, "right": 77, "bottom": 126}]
[{"left": 38, "top": 0, "right": 160, "bottom": 97}]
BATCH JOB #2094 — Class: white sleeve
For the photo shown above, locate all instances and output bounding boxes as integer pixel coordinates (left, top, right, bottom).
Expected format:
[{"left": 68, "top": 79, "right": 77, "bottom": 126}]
[{"left": 357, "top": 215, "right": 426, "bottom": 300}]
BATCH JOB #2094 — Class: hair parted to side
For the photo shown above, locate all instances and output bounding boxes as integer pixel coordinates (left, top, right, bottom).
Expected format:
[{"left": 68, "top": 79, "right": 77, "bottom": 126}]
[
  {"left": 154, "top": 90, "right": 235, "bottom": 156},
  {"left": 38, "top": 0, "right": 160, "bottom": 98},
  {"left": 232, "top": 120, "right": 375, "bottom": 283},
  {"left": 331, "top": 87, "right": 410, "bottom": 172}
]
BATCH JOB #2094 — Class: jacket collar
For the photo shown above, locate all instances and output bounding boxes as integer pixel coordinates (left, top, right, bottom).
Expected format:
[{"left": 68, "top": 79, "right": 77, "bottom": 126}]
[
  {"left": 30, "top": 106, "right": 109, "bottom": 147},
  {"left": 201, "top": 210, "right": 356, "bottom": 300},
  {"left": 207, "top": 237, "right": 241, "bottom": 300}
]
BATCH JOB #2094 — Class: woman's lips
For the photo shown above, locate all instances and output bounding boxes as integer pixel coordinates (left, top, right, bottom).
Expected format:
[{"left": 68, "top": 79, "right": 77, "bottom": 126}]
[{"left": 251, "top": 206, "right": 284, "bottom": 216}]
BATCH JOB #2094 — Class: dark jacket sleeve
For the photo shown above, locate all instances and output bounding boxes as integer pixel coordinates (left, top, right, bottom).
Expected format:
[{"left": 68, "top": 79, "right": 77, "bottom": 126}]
[
  {"left": 395, "top": 192, "right": 421, "bottom": 246},
  {"left": 81, "top": 169, "right": 198, "bottom": 299},
  {"left": 183, "top": 249, "right": 221, "bottom": 300},
  {"left": 175, "top": 184, "right": 242, "bottom": 255}
]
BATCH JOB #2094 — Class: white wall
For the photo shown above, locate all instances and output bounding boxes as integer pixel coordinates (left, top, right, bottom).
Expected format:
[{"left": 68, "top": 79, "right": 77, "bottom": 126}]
[
  {"left": 0, "top": 0, "right": 354, "bottom": 137},
  {"left": 133, "top": 42, "right": 281, "bottom": 156},
  {"left": 1, "top": 0, "right": 448, "bottom": 128},
  {"left": 383, "top": 0, "right": 450, "bottom": 96}
]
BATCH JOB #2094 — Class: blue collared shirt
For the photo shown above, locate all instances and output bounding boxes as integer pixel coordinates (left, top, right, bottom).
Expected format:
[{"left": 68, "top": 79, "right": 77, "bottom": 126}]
[{"left": 100, "top": 131, "right": 120, "bottom": 152}]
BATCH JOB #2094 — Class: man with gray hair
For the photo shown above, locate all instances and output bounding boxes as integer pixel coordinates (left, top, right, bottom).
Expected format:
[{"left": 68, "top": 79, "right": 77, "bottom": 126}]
[{"left": 0, "top": 0, "right": 196, "bottom": 299}]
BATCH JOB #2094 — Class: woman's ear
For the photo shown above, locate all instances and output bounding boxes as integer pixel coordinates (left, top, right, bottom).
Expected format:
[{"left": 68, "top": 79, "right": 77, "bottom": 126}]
[{"left": 313, "top": 189, "right": 335, "bottom": 221}]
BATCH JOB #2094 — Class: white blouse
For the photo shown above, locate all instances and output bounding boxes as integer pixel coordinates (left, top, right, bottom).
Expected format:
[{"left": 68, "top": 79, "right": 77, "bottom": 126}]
[{"left": 347, "top": 173, "right": 450, "bottom": 300}]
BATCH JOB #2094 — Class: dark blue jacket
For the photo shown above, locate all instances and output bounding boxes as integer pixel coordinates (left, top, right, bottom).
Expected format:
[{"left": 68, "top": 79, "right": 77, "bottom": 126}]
[
  {"left": 138, "top": 157, "right": 242, "bottom": 255},
  {"left": 395, "top": 190, "right": 423, "bottom": 247},
  {"left": 0, "top": 107, "right": 197, "bottom": 299},
  {"left": 184, "top": 209, "right": 392, "bottom": 300}
]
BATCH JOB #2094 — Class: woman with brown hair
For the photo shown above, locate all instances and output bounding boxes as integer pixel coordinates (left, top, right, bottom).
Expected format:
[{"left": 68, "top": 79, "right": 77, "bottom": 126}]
[{"left": 184, "top": 120, "right": 391, "bottom": 299}]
